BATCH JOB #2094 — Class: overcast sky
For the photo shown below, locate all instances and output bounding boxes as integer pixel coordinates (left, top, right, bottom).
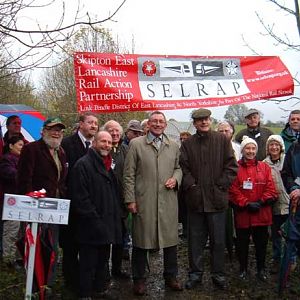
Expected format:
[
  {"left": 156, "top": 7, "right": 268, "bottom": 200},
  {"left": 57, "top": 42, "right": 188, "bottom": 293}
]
[{"left": 26, "top": 0, "right": 300, "bottom": 122}]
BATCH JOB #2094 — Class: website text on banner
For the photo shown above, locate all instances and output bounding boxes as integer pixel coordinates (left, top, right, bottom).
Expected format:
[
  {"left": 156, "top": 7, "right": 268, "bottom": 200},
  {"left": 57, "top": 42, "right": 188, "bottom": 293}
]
[{"left": 74, "top": 53, "right": 294, "bottom": 114}]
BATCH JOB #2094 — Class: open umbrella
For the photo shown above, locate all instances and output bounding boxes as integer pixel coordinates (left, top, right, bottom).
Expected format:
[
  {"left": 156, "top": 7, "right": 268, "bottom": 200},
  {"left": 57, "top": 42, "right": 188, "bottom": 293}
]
[{"left": 0, "top": 104, "right": 45, "bottom": 142}]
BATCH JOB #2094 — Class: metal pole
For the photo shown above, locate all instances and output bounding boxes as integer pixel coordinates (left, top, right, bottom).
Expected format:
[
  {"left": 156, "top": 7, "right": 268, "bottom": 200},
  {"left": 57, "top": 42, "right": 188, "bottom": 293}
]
[{"left": 25, "top": 222, "right": 38, "bottom": 300}]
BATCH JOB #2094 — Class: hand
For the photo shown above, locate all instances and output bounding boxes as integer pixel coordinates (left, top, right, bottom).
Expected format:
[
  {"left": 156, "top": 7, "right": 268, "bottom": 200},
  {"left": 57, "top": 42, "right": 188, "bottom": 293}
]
[
  {"left": 127, "top": 202, "right": 138, "bottom": 214},
  {"left": 290, "top": 189, "right": 300, "bottom": 202},
  {"left": 247, "top": 201, "right": 262, "bottom": 212},
  {"left": 165, "top": 177, "right": 177, "bottom": 189}
]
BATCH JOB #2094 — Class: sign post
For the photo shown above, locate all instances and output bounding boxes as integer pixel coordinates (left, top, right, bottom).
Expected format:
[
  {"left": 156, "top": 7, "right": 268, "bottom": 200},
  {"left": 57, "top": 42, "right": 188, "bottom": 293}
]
[{"left": 2, "top": 194, "right": 70, "bottom": 300}]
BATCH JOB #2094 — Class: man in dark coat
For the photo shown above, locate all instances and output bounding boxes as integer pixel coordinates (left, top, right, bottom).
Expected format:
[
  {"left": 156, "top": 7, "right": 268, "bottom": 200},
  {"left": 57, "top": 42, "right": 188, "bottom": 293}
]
[
  {"left": 103, "top": 120, "right": 130, "bottom": 278},
  {"left": 235, "top": 108, "right": 273, "bottom": 161},
  {"left": 71, "top": 131, "right": 122, "bottom": 299},
  {"left": 17, "top": 117, "right": 67, "bottom": 290},
  {"left": 180, "top": 108, "right": 238, "bottom": 290},
  {"left": 60, "top": 112, "right": 98, "bottom": 292}
]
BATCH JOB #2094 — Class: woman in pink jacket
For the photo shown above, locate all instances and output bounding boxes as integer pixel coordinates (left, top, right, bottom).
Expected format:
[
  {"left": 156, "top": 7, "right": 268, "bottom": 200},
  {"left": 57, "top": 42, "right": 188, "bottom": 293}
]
[{"left": 229, "top": 136, "right": 277, "bottom": 282}]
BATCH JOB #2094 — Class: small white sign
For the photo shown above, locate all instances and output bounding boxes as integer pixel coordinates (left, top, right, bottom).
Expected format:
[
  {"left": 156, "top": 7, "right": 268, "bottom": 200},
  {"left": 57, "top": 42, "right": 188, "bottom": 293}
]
[{"left": 2, "top": 194, "right": 70, "bottom": 225}]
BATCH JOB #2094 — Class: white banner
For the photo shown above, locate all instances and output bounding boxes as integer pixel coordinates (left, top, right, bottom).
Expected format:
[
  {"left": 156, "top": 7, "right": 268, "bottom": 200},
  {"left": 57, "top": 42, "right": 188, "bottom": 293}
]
[{"left": 2, "top": 194, "right": 70, "bottom": 225}]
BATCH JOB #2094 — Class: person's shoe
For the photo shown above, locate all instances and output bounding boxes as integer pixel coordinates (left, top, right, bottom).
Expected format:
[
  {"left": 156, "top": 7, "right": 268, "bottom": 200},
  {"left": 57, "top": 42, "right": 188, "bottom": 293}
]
[
  {"left": 239, "top": 271, "right": 247, "bottom": 280},
  {"left": 133, "top": 279, "right": 146, "bottom": 296},
  {"left": 111, "top": 270, "right": 130, "bottom": 279},
  {"left": 256, "top": 270, "right": 268, "bottom": 282},
  {"left": 165, "top": 278, "right": 183, "bottom": 291},
  {"left": 122, "top": 249, "right": 130, "bottom": 260},
  {"left": 212, "top": 274, "right": 227, "bottom": 290},
  {"left": 185, "top": 275, "right": 202, "bottom": 289},
  {"left": 270, "top": 260, "right": 280, "bottom": 274}
]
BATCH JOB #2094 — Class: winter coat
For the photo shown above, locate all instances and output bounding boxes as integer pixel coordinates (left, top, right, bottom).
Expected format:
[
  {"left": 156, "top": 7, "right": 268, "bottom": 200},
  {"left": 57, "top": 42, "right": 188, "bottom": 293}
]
[
  {"left": 180, "top": 130, "right": 238, "bottom": 212},
  {"left": 0, "top": 152, "right": 19, "bottom": 214},
  {"left": 71, "top": 148, "right": 122, "bottom": 246},
  {"left": 229, "top": 159, "right": 277, "bottom": 228},
  {"left": 281, "top": 126, "right": 297, "bottom": 153},
  {"left": 123, "top": 133, "right": 182, "bottom": 249},
  {"left": 17, "top": 139, "right": 67, "bottom": 198},
  {"left": 282, "top": 140, "right": 300, "bottom": 194},
  {"left": 235, "top": 125, "right": 273, "bottom": 161},
  {"left": 264, "top": 155, "right": 289, "bottom": 215}
]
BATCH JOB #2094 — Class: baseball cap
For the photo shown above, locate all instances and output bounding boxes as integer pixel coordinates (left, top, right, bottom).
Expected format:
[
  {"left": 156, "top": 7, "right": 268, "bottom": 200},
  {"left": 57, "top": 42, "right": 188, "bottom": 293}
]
[{"left": 43, "top": 117, "right": 66, "bottom": 129}]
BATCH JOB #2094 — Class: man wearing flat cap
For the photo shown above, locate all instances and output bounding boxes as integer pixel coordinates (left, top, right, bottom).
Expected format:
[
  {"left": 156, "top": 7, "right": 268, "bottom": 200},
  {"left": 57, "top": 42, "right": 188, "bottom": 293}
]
[
  {"left": 123, "top": 120, "right": 144, "bottom": 145},
  {"left": 235, "top": 108, "right": 273, "bottom": 160},
  {"left": 18, "top": 117, "right": 67, "bottom": 295},
  {"left": 180, "top": 108, "right": 238, "bottom": 290}
]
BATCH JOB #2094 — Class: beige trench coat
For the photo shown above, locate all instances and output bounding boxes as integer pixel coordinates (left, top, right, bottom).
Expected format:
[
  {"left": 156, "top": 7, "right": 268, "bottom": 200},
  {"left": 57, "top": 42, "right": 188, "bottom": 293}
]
[{"left": 123, "top": 134, "right": 182, "bottom": 249}]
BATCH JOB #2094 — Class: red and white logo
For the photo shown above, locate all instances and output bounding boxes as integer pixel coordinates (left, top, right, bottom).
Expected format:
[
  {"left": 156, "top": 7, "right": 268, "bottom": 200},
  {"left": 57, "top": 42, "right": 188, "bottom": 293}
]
[
  {"left": 7, "top": 197, "right": 16, "bottom": 206},
  {"left": 142, "top": 60, "right": 156, "bottom": 76}
]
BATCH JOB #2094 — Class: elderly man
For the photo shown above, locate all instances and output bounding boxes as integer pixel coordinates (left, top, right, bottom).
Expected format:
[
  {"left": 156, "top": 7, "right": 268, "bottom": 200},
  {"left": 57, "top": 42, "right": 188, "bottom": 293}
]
[
  {"left": 123, "top": 111, "right": 183, "bottom": 296},
  {"left": 70, "top": 131, "right": 122, "bottom": 300},
  {"left": 180, "top": 108, "right": 237, "bottom": 290},
  {"left": 235, "top": 108, "right": 273, "bottom": 161},
  {"left": 18, "top": 117, "right": 67, "bottom": 294},
  {"left": 103, "top": 120, "right": 130, "bottom": 278},
  {"left": 217, "top": 121, "right": 241, "bottom": 161},
  {"left": 60, "top": 112, "right": 99, "bottom": 293},
  {"left": 123, "top": 120, "right": 144, "bottom": 145}
]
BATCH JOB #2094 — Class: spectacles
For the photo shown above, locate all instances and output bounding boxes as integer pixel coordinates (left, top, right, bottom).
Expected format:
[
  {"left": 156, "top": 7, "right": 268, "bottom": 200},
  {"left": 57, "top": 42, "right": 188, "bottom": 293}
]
[{"left": 150, "top": 120, "right": 166, "bottom": 125}]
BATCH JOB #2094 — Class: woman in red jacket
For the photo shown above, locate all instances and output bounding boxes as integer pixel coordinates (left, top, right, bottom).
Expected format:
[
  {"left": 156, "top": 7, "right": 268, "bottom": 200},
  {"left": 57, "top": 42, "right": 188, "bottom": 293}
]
[{"left": 229, "top": 136, "right": 277, "bottom": 281}]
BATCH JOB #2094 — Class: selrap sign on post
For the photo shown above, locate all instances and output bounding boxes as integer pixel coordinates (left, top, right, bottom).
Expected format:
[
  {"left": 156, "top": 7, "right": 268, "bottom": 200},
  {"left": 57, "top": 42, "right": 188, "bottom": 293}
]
[
  {"left": 74, "top": 53, "right": 294, "bottom": 113},
  {"left": 2, "top": 194, "right": 70, "bottom": 224}
]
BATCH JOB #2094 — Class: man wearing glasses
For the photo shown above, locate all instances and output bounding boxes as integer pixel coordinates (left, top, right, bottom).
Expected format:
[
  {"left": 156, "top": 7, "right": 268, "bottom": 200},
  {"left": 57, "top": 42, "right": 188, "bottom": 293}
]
[
  {"left": 123, "top": 111, "right": 183, "bottom": 296},
  {"left": 18, "top": 117, "right": 67, "bottom": 297}
]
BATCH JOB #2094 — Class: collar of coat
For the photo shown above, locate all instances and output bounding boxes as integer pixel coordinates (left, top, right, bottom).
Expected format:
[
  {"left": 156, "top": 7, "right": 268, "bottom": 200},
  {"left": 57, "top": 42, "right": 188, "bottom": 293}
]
[{"left": 146, "top": 132, "right": 170, "bottom": 145}]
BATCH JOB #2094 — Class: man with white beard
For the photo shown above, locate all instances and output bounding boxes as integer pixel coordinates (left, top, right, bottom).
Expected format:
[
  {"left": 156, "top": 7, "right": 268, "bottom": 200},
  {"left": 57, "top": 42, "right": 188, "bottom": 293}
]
[{"left": 18, "top": 117, "right": 68, "bottom": 296}]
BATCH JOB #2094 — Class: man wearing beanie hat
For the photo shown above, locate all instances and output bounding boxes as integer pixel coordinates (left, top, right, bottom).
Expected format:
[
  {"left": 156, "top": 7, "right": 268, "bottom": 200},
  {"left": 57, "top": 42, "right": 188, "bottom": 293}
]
[
  {"left": 180, "top": 108, "right": 238, "bottom": 290},
  {"left": 235, "top": 108, "right": 273, "bottom": 161}
]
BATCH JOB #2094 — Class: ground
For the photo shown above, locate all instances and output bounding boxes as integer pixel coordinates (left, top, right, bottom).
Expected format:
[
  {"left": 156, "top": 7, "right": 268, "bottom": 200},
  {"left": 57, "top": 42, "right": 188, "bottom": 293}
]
[{"left": 1, "top": 237, "right": 300, "bottom": 299}]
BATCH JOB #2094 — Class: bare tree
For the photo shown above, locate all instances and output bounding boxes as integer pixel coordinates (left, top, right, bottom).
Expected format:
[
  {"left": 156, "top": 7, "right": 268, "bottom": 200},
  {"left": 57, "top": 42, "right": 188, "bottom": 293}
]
[
  {"left": 242, "top": 0, "right": 300, "bottom": 111},
  {"left": 38, "top": 25, "right": 147, "bottom": 129},
  {"left": 256, "top": 0, "right": 300, "bottom": 51},
  {"left": 0, "top": 0, "right": 126, "bottom": 74}
]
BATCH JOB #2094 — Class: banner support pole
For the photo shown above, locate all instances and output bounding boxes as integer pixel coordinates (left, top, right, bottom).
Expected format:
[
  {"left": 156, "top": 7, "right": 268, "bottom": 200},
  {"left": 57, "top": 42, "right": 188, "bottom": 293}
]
[{"left": 25, "top": 222, "right": 38, "bottom": 300}]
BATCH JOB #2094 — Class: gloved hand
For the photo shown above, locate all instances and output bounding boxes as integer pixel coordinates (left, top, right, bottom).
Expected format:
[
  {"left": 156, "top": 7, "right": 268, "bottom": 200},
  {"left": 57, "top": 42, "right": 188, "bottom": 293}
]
[{"left": 247, "top": 200, "right": 263, "bottom": 212}]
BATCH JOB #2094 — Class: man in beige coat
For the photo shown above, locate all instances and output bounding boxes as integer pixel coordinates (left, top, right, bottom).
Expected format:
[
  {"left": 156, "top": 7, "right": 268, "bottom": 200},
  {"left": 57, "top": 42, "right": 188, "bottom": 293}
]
[{"left": 123, "top": 111, "right": 183, "bottom": 296}]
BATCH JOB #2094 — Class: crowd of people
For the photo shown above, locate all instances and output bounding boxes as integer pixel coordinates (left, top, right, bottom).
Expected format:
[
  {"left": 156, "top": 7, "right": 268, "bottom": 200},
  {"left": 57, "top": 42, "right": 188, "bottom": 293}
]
[{"left": 0, "top": 108, "right": 300, "bottom": 300}]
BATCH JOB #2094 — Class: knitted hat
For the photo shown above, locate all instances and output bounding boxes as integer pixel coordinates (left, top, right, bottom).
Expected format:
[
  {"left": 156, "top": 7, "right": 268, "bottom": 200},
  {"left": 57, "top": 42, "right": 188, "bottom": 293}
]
[
  {"left": 240, "top": 135, "right": 258, "bottom": 153},
  {"left": 266, "top": 134, "right": 285, "bottom": 154}
]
